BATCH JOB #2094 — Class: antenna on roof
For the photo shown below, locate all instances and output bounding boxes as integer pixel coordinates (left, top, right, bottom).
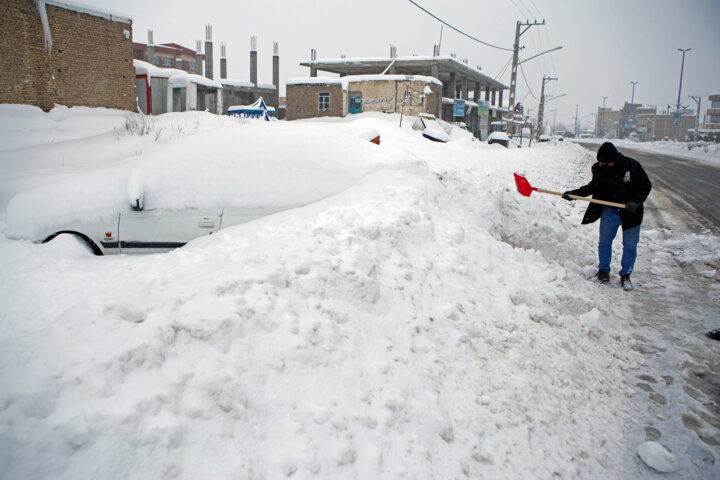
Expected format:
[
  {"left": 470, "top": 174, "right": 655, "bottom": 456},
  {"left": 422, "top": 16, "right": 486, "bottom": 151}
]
[
  {"left": 147, "top": 29, "right": 153, "bottom": 45},
  {"left": 250, "top": 35, "right": 257, "bottom": 51}
]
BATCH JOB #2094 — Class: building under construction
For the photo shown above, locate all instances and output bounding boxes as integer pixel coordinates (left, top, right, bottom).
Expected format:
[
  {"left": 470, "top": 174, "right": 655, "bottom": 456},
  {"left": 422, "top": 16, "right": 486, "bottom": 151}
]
[
  {"left": 297, "top": 51, "right": 508, "bottom": 139},
  {"left": 133, "top": 28, "right": 280, "bottom": 116}
]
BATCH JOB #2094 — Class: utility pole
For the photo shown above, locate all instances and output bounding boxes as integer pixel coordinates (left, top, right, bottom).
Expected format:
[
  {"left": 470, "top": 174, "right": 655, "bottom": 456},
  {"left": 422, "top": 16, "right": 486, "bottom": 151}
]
[
  {"left": 575, "top": 104, "right": 579, "bottom": 137},
  {"left": 674, "top": 48, "right": 691, "bottom": 141},
  {"left": 600, "top": 96, "right": 607, "bottom": 136},
  {"left": 537, "top": 75, "right": 557, "bottom": 137},
  {"left": 690, "top": 95, "right": 702, "bottom": 139},
  {"left": 507, "top": 20, "right": 546, "bottom": 134},
  {"left": 627, "top": 81, "right": 638, "bottom": 138}
]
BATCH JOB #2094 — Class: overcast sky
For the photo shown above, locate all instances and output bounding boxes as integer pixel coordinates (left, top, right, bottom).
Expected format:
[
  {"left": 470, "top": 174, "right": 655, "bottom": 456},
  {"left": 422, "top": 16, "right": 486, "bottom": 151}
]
[{"left": 87, "top": 0, "right": 720, "bottom": 131}]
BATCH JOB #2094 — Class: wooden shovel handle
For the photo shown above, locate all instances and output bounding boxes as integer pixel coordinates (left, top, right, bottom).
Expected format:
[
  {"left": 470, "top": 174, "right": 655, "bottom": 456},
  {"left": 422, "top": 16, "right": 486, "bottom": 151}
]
[{"left": 537, "top": 188, "right": 626, "bottom": 209}]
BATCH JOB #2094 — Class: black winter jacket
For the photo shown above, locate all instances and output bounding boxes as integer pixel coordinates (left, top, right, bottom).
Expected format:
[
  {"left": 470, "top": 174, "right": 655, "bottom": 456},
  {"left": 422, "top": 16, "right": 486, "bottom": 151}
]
[{"left": 567, "top": 152, "right": 652, "bottom": 230}]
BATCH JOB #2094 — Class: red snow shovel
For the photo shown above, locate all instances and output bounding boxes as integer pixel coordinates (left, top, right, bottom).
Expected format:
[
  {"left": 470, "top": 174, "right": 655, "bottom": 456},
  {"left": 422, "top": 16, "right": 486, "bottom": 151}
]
[{"left": 513, "top": 173, "right": 626, "bottom": 209}]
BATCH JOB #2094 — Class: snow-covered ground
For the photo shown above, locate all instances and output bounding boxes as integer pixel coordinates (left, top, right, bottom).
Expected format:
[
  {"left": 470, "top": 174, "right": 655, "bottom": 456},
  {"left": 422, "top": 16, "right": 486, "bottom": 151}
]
[
  {"left": 573, "top": 136, "right": 720, "bottom": 168},
  {"left": 0, "top": 105, "right": 718, "bottom": 479}
]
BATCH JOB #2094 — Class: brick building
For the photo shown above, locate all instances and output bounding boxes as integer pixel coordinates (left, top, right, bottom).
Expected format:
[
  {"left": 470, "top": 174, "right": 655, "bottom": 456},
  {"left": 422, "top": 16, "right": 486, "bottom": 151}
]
[
  {"left": 0, "top": 0, "right": 136, "bottom": 112},
  {"left": 132, "top": 42, "right": 204, "bottom": 75},
  {"left": 286, "top": 75, "right": 442, "bottom": 122},
  {"left": 286, "top": 78, "right": 345, "bottom": 120}
]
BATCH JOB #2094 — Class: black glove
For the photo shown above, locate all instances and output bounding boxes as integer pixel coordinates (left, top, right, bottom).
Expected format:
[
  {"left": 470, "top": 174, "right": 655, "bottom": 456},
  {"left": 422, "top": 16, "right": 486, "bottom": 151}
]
[
  {"left": 625, "top": 201, "right": 640, "bottom": 212},
  {"left": 562, "top": 191, "right": 575, "bottom": 201}
]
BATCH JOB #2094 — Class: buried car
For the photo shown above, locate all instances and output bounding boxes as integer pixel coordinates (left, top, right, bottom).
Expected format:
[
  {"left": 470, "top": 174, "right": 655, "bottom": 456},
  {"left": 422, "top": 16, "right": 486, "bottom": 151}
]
[
  {"left": 487, "top": 131, "right": 515, "bottom": 148},
  {"left": 5, "top": 122, "right": 385, "bottom": 255},
  {"left": 412, "top": 113, "right": 451, "bottom": 143}
]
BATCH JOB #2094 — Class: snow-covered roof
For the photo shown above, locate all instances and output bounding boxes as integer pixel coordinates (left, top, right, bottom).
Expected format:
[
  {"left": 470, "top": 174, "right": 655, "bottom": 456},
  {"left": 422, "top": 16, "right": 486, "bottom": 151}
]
[
  {"left": 43, "top": 0, "right": 132, "bottom": 24},
  {"left": 220, "top": 79, "right": 256, "bottom": 89},
  {"left": 287, "top": 77, "right": 344, "bottom": 86},
  {"left": 345, "top": 74, "right": 442, "bottom": 87},
  {"left": 304, "top": 55, "right": 479, "bottom": 72},
  {"left": 169, "top": 73, "right": 222, "bottom": 90},
  {"left": 288, "top": 74, "right": 442, "bottom": 92},
  {"left": 442, "top": 98, "right": 478, "bottom": 107},
  {"left": 134, "top": 60, "right": 222, "bottom": 89}
]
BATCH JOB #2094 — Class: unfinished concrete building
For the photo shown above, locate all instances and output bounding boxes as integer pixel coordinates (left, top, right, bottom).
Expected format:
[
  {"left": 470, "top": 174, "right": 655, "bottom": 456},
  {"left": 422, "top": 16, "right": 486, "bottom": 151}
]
[{"left": 298, "top": 51, "right": 508, "bottom": 139}]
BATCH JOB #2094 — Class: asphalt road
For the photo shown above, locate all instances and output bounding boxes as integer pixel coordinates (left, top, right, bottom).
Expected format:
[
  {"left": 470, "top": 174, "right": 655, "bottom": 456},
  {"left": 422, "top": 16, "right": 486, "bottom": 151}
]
[{"left": 578, "top": 142, "right": 720, "bottom": 233}]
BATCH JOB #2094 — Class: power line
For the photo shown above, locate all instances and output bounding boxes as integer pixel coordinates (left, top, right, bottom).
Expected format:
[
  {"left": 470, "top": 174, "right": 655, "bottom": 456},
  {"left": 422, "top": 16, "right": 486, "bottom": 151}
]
[
  {"left": 527, "top": 0, "right": 545, "bottom": 20},
  {"left": 407, "top": 0, "right": 513, "bottom": 51},
  {"left": 495, "top": 56, "right": 512, "bottom": 80},
  {"left": 519, "top": 63, "right": 539, "bottom": 101}
]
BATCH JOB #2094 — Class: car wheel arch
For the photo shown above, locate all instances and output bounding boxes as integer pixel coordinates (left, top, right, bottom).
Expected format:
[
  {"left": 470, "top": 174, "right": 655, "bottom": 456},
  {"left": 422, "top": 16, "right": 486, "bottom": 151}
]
[{"left": 42, "top": 231, "right": 104, "bottom": 256}]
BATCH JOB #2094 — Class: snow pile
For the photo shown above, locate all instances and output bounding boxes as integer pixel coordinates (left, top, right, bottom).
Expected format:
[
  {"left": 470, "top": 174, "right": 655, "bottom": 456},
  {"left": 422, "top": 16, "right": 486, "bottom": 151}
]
[
  {"left": 1, "top": 106, "right": 710, "bottom": 478},
  {"left": 637, "top": 441, "right": 678, "bottom": 473}
]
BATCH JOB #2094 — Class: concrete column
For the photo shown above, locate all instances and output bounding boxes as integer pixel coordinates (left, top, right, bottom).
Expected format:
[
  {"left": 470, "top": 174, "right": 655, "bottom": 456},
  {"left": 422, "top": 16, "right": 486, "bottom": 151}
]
[
  {"left": 485, "top": 88, "right": 490, "bottom": 102},
  {"left": 475, "top": 82, "right": 481, "bottom": 102},
  {"left": 148, "top": 45, "right": 155, "bottom": 66},
  {"left": 491, "top": 89, "right": 496, "bottom": 105},
  {"left": 463, "top": 77, "right": 469, "bottom": 100},
  {"left": 195, "top": 54, "right": 203, "bottom": 75},
  {"left": 220, "top": 58, "right": 227, "bottom": 79},
  {"left": 449, "top": 72, "right": 456, "bottom": 99},
  {"left": 250, "top": 50, "right": 258, "bottom": 86},
  {"left": 273, "top": 55, "right": 279, "bottom": 89},
  {"left": 205, "top": 40, "right": 214, "bottom": 79},
  {"left": 499, "top": 90, "right": 504, "bottom": 110},
  {"left": 310, "top": 67, "right": 317, "bottom": 77}
]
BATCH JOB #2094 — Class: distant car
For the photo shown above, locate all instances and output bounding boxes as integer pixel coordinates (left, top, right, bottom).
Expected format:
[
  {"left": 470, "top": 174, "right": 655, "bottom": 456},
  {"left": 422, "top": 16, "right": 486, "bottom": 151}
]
[
  {"left": 413, "top": 113, "right": 451, "bottom": 143},
  {"left": 538, "top": 134, "right": 552, "bottom": 142},
  {"left": 487, "top": 131, "right": 511, "bottom": 148}
]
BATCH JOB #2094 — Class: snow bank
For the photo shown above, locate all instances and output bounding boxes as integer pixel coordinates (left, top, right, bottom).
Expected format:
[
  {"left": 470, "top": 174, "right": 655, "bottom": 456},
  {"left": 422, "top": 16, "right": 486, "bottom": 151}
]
[{"left": 0, "top": 107, "right": 679, "bottom": 479}]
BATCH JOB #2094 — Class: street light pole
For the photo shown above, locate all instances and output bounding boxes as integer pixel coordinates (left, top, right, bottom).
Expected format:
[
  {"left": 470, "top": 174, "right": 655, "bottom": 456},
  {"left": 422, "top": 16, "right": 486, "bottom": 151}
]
[
  {"left": 674, "top": 48, "right": 691, "bottom": 141},
  {"left": 575, "top": 104, "right": 579, "bottom": 137},
  {"left": 600, "top": 96, "right": 607, "bottom": 136},
  {"left": 627, "top": 81, "right": 638, "bottom": 138}
]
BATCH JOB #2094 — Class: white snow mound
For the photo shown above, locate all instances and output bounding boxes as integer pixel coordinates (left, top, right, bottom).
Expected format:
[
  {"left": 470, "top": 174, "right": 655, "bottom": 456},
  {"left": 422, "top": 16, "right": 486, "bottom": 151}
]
[{"left": 637, "top": 441, "right": 677, "bottom": 473}]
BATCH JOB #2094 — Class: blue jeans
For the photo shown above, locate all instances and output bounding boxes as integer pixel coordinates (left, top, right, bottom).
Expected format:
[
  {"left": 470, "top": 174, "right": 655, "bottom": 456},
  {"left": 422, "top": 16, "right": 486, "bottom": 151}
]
[{"left": 598, "top": 207, "right": 640, "bottom": 276}]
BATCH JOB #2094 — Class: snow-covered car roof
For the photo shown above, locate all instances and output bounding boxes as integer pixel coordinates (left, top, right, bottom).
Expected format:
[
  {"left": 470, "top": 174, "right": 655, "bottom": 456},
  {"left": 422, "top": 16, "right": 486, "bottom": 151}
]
[
  {"left": 488, "top": 131, "right": 510, "bottom": 141},
  {"left": 5, "top": 120, "right": 393, "bottom": 241}
]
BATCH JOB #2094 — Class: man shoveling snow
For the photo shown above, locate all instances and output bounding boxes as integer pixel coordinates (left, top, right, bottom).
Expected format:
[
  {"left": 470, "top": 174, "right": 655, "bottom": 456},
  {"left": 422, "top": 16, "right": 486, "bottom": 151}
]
[{"left": 562, "top": 142, "right": 652, "bottom": 291}]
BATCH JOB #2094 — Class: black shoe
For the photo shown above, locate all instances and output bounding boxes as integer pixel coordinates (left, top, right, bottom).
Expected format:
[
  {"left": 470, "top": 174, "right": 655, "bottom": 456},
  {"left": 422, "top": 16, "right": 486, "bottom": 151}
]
[
  {"left": 595, "top": 270, "right": 609, "bottom": 284},
  {"left": 707, "top": 329, "right": 720, "bottom": 341},
  {"left": 620, "top": 274, "right": 633, "bottom": 291}
]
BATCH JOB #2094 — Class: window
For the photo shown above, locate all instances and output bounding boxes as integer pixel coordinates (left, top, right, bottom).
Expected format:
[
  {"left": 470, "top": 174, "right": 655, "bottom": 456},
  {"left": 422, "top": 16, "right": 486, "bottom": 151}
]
[
  {"left": 319, "top": 92, "right": 330, "bottom": 111},
  {"left": 176, "top": 59, "right": 182, "bottom": 69},
  {"left": 162, "top": 57, "right": 171, "bottom": 67},
  {"left": 189, "top": 62, "right": 196, "bottom": 72}
]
